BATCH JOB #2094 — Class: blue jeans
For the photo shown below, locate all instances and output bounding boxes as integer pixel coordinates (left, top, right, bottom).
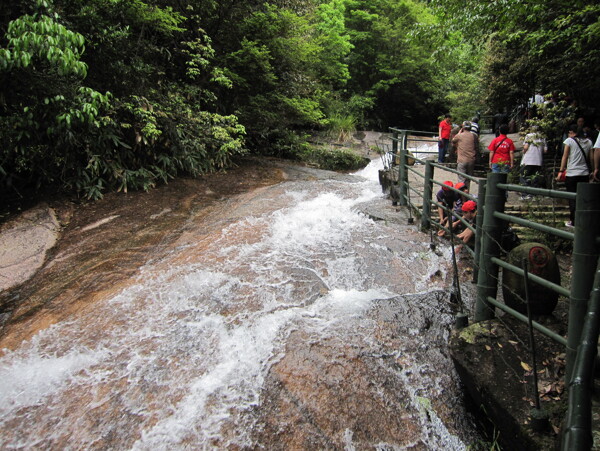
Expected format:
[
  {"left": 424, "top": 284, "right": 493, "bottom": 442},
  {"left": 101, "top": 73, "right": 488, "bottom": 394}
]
[
  {"left": 491, "top": 163, "right": 511, "bottom": 198},
  {"left": 491, "top": 163, "right": 510, "bottom": 173},
  {"left": 438, "top": 138, "right": 449, "bottom": 163}
]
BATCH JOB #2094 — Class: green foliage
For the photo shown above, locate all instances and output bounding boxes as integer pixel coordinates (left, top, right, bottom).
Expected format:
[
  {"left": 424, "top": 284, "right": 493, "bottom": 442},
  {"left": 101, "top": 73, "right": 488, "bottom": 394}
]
[
  {"left": 0, "top": 0, "right": 250, "bottom": 204},
  {"left": 0, "top": 14, "right": 87, "bottom": 76},
  {"left": 224, "top": 3, "right": 330, "bottom": 150},
  {"left": 0, "top": 0, "right": 488, "bottom": 207},
  {"left": 325, "top": 112, "right": 357, "bottom": 143},
  {"left": 521, "top": 96, "right": 570, "bottom": 150},
  {"left": 431, "top": 0, "right": 600, "bottom": 110},
  {"left": 0, "top": 6, "right": 116, "bottom": 200},
  {"left": 297, "top": 144, "right": 368, "bottom": 171},
  {"left": 313, "top": 0, "right": 353, "bottom": 87},
  {"left": 343, "top": 0, "right": 449, "bottom": 129}
]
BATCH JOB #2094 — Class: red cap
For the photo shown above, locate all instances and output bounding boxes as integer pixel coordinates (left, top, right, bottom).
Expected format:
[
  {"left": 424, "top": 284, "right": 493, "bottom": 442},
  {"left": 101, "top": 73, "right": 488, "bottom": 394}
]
[
  {"left": 455, "top": 182, "right": 466, "bottom": 191},
  {"left": 462, "top": 200, "right": 477, "bottom": 212},
  {"left": 442, "top": 180, "right": 453, "bottom": 191}
]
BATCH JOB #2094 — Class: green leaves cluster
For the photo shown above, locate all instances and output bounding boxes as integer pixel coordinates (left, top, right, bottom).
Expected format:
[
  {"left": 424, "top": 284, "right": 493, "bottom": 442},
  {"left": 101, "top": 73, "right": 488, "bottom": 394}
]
[
  {"left": 1, "top": 14, "right": 87, "bottom": 76},
  {"left": 431, "top": 0, "right": 600, "bottom": 113},
  {"left": 1, "top": 0, "right": 473, "bottom": 206}
]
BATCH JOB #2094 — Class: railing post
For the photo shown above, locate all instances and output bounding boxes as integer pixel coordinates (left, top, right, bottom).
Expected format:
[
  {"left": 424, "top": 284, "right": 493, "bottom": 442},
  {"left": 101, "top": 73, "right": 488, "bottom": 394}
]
[
  {"left": 391, "top": 129, "right": 398, "bottom": 160},
  {"left": 566, "top": 183, "right": 600, "bottom": 381},
  {"left": 398, "top": 144, "right": 408, "bottom": 206},
  {"left": 563, "top": 258, "right": 600, "bottom": 451},
  {"left": 475, "top": 172, "right": 507, "bottom": 322},
  {"left": 421, "top": 160, "right": 434, "bottom": 230},
  {"left": 472, "top": 178, "right": 486, "bottom": 283},
  {"left": 401, "top": 130, "right": 408, "bottom": 151}
]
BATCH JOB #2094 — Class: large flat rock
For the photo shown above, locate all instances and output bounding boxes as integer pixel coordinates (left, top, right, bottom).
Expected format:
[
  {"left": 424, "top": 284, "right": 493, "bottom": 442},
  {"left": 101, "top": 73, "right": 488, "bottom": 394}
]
[{"left": 0, "top": 205, "right": 61, "bottom": 292}]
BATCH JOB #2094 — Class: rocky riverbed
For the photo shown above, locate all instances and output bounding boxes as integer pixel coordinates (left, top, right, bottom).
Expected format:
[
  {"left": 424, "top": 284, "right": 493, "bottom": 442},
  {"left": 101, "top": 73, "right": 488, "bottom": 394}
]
[{"left": 0, "top": 155, "right": 485, "bottom": 449}]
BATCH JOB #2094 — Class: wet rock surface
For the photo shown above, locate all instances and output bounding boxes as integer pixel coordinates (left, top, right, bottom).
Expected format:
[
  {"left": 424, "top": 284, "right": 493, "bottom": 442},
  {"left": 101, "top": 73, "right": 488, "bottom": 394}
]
[
  {"left": 253, "top": 293, "right": 476, "bottom": 450},
  {"left": 0, "top": 156, "right": 481, "bottom": 449},
  {"left": 0, "top": 157, "right": 286, "bottom": 345},
  {"left": 0, "top": 204, "right": 62, "bottom": 293}
]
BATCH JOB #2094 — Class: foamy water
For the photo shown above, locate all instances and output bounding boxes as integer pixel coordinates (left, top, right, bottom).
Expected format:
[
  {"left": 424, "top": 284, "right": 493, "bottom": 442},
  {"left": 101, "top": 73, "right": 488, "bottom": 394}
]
[{"left": 0, "top": 159, "right": 474, "bottom": 449}]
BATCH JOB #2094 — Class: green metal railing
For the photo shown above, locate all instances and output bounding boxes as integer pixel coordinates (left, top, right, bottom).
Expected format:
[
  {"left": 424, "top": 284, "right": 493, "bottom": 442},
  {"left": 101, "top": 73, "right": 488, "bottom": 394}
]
[
  {"left": 563, "top": 258, "right": 600, "bottom": 450},
  {"left": 388, "top": 128, "right": 482, "bottom": 265},
  {"left": 385, "top": 127, "right": 600, "bottom": 451}
]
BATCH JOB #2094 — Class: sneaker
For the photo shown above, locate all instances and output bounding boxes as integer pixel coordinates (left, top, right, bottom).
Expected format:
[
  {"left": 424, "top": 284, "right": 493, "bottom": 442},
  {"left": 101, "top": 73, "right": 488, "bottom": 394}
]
[{"left": 565, "top": 221, "right": 574, "bottom": 228}]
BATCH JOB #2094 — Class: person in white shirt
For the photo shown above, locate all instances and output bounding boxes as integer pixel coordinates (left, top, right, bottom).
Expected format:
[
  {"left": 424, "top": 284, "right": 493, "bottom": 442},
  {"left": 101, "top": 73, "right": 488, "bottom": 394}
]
[
  {"left": 593, "top": 132, "right": 600, "bottom": 182},
  {"left": 556, "top": 124, "right": 593, "bottom": 226},
  {"left": 520, "top": 128, "right": 547, "bottom": 199}
]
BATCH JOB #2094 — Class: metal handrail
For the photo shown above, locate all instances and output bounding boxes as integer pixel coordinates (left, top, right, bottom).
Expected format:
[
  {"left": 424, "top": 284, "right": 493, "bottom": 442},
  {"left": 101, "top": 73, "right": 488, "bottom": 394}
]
[
  {"left": 563, "top": 258, "right": 600, "bottom": 450},
  {"left": 485, "top": 296, "right": 568, "bottom": 346},
  {"left": 389, "top": 127, "right": 437, "bottom": 136},
  {"left": 493, "top": 211, "right": 575, "bottom": 241},
  {"left": 497, "top": 182, "right": 576, "bottom": 200},
  {"left": 388, "top": 128, "right": 600, "bottom": 450},
  {"left": 386, "top": 129, "right": 600, "bottom": 410},
  {"left": 491, "top": 257, "right": 570, "bottom": 298},
  {"left": 431, "top": 162, "right": 481, "bottom": 184}
]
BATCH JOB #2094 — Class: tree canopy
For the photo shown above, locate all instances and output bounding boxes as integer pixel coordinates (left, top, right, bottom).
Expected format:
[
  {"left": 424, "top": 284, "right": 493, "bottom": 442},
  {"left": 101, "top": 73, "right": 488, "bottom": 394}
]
[{"left": 1, "top": 0, "right": 598, "bottom": 204}]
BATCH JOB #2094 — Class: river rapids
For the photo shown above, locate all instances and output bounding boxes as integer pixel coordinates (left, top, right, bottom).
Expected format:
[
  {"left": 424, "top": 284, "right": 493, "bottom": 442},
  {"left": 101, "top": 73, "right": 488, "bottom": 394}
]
[{"left": 0, "top": 158, "right": 480, "bottom": 449}]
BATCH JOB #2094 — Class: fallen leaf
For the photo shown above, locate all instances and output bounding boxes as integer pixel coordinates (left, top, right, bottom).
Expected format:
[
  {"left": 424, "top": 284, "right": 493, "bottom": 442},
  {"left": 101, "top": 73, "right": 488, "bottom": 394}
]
[
  {"left": 521, "top": 361, "right": 532, "bottom": 371},
  {"left": 485, "top": 345, "right": 492, "bottom": 351},
  {"left": 497, "top": 343, "right": 503, "bottom": 348}
]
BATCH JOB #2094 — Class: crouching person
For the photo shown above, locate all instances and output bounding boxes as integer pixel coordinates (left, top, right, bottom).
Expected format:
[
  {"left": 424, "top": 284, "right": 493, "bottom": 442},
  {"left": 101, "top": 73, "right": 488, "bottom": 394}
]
[{"left": 456, "top": 200, "right": 477, "bottom": 250}]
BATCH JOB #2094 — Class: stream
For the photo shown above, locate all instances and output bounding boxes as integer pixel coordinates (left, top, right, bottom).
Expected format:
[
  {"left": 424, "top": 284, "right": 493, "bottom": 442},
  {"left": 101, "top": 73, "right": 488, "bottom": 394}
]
[{"left": 0, "top": 158, "right": 481, "bottom": 449}]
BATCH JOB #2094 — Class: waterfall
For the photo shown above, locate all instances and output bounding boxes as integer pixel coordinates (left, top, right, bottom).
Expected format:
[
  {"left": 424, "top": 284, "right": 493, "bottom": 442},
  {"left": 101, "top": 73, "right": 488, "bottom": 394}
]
[{"left": 0, "top": 159, "right": 479, "bottom": 449}]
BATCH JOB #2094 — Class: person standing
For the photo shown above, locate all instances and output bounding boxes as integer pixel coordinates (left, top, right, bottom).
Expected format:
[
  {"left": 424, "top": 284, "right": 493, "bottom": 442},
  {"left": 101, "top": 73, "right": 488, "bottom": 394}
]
[
  {"left": 594, "top": 130, "right": 600, "bottom": 182},
  {"left": 470, "top": 117, "right": 480, "bottom": 135},
  {"left": 488, "top": 124, "right": 515, "bottom": 173},
  {"left": 520, "top": 127, "right": 547, "bottom": 197},
  {"left": 452, "top": 121, "right": 477, "bottom": 189},
  {"left": 438, "top": 114, "right": 452, "bottom": 163},
  {"left": 556, "top": 124, "right": 593, "bottom": 227}
]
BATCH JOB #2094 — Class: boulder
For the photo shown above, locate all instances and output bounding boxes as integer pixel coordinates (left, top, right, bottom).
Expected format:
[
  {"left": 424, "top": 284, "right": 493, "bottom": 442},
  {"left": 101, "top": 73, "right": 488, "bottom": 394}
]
[
  {"left": 0, "top": 205, "right": 61, "bottom": 292},
  {"left": 502, "top": 242, "right": 561, "bottom": 315}
]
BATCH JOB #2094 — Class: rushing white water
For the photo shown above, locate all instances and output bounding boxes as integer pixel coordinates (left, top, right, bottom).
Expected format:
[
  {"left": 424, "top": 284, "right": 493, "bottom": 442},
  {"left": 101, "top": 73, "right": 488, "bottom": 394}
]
[
  {"left": 0, "top": 159, "right": 476, "bottom": 449},
  {"left": 408, "top": 140, "right": 438, "bottom": 161}
]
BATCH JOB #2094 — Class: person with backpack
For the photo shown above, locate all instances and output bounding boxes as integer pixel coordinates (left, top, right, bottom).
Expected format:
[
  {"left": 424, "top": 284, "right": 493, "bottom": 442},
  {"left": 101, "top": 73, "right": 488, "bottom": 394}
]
[
  {"left": 519, "top": 126, "right": 547, "bottom": 198},
  {"left": 556, "top": 124, "right": 593, "bottom": 227},
  {"left": 452, "top": 121, "right": 478, "bottom": 189},
  {"left": 488, "top": 124, "right": 515, "bottom": 173}
]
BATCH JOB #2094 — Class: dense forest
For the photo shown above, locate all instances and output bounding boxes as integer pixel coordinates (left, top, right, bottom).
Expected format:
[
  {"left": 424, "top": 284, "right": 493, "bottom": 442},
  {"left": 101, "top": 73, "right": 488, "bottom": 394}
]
[{"left": 1, "top": 0, "right": 599, "bottom": 204}]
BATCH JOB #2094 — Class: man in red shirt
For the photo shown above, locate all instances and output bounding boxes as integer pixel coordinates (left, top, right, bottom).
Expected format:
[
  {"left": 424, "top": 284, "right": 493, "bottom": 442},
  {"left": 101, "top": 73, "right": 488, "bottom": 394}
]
[
  {"left": 488, "top": 123, "right": 515, "bottom": 173},
  {"left": 438, "top": 114, "right": 453, "bottom": 163}
]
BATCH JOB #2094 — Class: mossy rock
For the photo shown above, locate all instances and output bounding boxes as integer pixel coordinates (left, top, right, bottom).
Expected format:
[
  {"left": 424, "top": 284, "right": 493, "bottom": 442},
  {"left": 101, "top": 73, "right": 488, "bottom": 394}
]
[{"left": 502, "top": 242, "right": 561, "bottom": 315}]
